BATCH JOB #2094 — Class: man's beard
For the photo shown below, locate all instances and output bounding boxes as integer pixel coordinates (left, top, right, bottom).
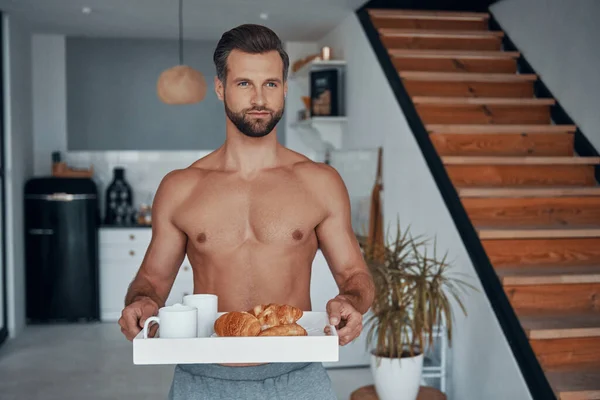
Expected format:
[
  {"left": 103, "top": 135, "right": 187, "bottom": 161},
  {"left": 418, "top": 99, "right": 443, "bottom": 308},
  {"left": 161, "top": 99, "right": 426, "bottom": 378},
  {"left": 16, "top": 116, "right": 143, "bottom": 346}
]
[{"left": 224, "top": 96, "right": 284, "bottom": 138}]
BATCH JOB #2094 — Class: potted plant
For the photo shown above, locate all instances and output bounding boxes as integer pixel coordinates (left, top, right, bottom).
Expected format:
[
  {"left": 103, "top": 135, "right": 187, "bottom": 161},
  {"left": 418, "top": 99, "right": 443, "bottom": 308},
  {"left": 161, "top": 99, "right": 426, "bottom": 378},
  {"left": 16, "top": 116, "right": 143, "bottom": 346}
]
[{"left": 358, "top": 221, "right": 476, "bottom": 400}]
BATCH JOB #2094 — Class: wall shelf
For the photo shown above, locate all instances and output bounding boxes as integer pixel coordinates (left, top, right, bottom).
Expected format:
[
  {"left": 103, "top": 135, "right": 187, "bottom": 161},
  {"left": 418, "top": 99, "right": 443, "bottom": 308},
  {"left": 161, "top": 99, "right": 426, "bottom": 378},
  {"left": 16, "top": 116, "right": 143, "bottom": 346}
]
[
  {"left": 290, "top": 116, "right": 347, "bottom": 128},
  {"left": 287, "top": 58, "right": 347, "bottom": 156},
  {"left": 290, "top": 59, "right": 347, "bottom": 79},
  {"left": 290, "top": 117, "right": 347, "bottom": 151}
]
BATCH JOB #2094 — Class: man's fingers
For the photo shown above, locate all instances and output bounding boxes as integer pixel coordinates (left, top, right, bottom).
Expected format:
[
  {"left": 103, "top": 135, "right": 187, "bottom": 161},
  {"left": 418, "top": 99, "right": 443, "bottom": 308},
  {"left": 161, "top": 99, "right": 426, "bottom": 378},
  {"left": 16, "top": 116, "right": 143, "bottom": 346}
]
[
  {"left": 337, "top": 310, "right": 362, "bottom": 332},
  {"left": 146, "top": 323, "right": 159, "bottom": 338},
  {"left": 324, "top": 313, "right": 363, "bottom": 345},
  {"left": 119, "top": 307, "right": 143, "bottom": 341},
  {"left": 338, "top": 325, "right": 362, "bottom": 346},
  {"left": 337, "top": 324, "right": 362, "bottom": 341},
  {"left": 118, "top": 299, "right": 159, "bottom": 341},
  {"left": 336, "top": 312, "right": 363, "bottom": 345},
  {"left": 326, "top": 299, "right": 343, "bottom": 326},
  {"left": 122, "top": 307, "right": 140, "bottom": 329},
  {"left": 326, "top": 297, "right": 364, "bottom": 345},
  {"left": 139, "top": 302, "right": 157, "bottom": 328},
  {"left": 121, "top": 325, "right": 138, "bottom": 341}
]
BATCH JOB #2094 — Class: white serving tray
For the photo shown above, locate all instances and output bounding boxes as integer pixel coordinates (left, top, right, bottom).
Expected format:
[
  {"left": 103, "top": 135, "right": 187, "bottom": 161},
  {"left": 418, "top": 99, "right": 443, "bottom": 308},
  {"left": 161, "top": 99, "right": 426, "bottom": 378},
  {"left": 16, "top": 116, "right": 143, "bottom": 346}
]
[{"left": 133, "top": 311, "right": 339, "bottom": 365}]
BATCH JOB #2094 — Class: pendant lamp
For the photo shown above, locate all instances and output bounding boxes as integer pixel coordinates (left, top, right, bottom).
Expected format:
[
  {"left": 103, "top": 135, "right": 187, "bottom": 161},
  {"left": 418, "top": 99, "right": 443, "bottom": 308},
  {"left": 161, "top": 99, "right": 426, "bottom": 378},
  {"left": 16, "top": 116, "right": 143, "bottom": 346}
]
[{"left": 157, "top": 0, "right": 207, "bottom": 104}]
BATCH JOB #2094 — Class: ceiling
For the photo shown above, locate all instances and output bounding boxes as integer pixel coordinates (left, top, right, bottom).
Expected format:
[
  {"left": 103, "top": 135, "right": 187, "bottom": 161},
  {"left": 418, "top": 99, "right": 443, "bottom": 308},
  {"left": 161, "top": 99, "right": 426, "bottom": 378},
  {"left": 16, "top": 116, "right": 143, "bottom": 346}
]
[{"left": 0, "top": 0, "right": 369, "bottom": 41}]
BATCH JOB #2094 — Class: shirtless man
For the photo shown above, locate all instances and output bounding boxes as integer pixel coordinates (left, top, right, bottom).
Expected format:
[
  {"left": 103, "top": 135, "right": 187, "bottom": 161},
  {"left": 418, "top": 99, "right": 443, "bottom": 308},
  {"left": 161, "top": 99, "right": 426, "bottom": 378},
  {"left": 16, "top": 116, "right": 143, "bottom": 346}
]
[{"left": 119, "top": 24, "right": 375, "bottom": 400}]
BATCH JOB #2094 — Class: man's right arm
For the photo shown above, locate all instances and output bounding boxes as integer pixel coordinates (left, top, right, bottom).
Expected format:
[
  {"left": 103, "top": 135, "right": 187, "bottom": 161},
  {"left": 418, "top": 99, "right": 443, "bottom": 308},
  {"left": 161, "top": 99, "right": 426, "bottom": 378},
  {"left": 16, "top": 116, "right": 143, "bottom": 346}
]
[{"left": 119, "top": 170, "right": 190, "bottom": 340}]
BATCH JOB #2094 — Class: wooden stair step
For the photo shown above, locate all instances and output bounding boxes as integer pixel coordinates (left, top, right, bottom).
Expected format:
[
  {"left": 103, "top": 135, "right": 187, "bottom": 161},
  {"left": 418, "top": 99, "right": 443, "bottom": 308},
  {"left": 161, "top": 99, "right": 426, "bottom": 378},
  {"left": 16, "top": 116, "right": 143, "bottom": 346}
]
[
  {"left": 519, "top": 312, "right": 600, "bottom": 340},
  {"left": 546, "top": 367, "right": 600, "bottom": 400},
  {"left": 401, "top": 71, "right": 537, "bottom": 82},
  {"left": 417, "top": 102, "right": 551, "bottom": 124},
  {"left": 458, "top": 187, "right": 600, "bottom": 198},
  {"left": 390, "top": 49, "right": 519, "bottom": 59},
  {"left": 447, "top": 165, "right": 596, "bottom": 187},
  {"left": 504, "top": 280, "right": 600, "bottom": 314},
  {"left": 478, "top": 227, "right": 600, "bottom": 239},
  {"left": 498, "top": 265, "right": 600, "bottom": 286},
  {"left": 446, "top": 164, "right": 596, "bottom": 187},
  {"left": 380, "top": 28, "right": 502, "bottom": 51},
  {"left": 484, "top": 238, "right": 600, "bottom": 268},
  {"left": 391, "top": 50, "right": 520, "bottom": 73},
  {"left": 530, "top": 334, "right": 600, "bottom": 369},
  {"left": 392, "top": 50, "right": 520, "bottom": 73},
  {"left": 431, "top": 132, "right": 574, "bottom": 157},
  {"left": 442, "top": 156, "right": 600, "bottom": 165},
  {"left": 379, "top": 28, "right": 504, "bottom": 38},
  {"left": 427, "top": 124, "right": 577, "bottom": 134},
  {"left": 406, "top": 80, "right": 534, "bottom": 98},
  {"left": 368, "top": 9, "right": 490, "bottom": 20},
  {"left": 369, "top": 9, "right": 489, "bottom": 31},
  {"left": 403, "top": 74, "right": 537, "bottom": 97},
  {"left": 416, "top": 99, "right": 554, "bottom": 122},
  {"left": 518, "top": 313, "right": 600, "bottom": 371},
  {"left": 445, "top": 158, "right": 599, "bottom": 187},
  {"left": 414, "top": 97, "right": 554, "bottom": 105},
  {"left": 462, "top": 196, "right": 600, "bottom": 227}
]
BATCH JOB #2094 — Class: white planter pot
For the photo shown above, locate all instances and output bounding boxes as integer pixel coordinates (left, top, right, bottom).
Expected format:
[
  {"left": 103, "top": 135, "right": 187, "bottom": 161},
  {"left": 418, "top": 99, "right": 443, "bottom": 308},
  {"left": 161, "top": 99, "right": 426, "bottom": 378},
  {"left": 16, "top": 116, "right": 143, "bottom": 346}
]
[{"left": 370, "top": 352, "right": 424, "bottom": 400}]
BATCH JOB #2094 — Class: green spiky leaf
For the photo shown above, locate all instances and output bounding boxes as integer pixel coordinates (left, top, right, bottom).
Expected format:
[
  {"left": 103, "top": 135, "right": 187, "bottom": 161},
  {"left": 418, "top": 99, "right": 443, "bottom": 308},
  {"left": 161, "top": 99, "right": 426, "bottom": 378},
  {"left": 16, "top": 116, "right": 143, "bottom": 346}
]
[{"left": 359, "top": 220, "right": 478, "bottom": 359}]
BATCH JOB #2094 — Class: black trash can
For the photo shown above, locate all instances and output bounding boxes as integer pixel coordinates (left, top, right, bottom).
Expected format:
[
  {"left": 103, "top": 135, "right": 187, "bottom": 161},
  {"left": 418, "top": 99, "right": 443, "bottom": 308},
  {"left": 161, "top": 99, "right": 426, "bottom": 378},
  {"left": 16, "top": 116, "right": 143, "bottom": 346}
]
[{"left": 24, "top": 177, "right": 100, "bottom": 323}]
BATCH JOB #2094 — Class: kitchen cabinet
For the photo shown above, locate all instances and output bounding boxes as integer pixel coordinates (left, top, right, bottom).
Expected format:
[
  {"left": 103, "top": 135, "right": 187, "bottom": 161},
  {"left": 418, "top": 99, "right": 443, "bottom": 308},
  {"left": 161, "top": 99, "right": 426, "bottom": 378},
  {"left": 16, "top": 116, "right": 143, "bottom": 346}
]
[{"left": 99, "top": 227, "right": 193, "bottom": 321}]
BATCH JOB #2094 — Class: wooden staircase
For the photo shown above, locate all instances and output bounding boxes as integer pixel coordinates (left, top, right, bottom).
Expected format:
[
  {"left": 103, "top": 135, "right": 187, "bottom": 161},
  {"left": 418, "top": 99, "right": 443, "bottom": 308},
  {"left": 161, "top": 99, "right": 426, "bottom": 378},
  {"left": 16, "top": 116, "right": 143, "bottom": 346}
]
[{"left": 367, "top": 8, "right": 600, "bottom": 400}]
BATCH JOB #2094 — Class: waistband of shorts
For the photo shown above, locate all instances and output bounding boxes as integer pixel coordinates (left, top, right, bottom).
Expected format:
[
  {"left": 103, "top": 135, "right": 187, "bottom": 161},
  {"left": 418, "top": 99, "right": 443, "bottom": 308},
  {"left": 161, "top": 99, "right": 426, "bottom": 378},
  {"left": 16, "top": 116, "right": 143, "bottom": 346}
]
[{"left": 177, "top": 362, "right": 315, "bottom": 381}]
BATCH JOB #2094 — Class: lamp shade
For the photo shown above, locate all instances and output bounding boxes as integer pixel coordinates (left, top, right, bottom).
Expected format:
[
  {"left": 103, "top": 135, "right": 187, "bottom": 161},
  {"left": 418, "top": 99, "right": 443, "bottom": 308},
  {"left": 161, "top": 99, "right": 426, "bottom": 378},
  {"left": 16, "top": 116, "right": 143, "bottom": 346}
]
[{"left": 157, "top": 65, "right": 207, "bottom": 105}]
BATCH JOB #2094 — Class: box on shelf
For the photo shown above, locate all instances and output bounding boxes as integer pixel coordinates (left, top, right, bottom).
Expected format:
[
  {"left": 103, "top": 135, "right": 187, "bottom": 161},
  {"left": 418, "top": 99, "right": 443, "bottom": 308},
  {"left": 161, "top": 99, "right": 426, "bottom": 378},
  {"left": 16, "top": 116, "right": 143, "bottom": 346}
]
[
  {"left": 310, "top": 68, "right": 345, "bottom": 117},
  {"left": 133, "top": 311, "right": 339, "bottom": 365}
]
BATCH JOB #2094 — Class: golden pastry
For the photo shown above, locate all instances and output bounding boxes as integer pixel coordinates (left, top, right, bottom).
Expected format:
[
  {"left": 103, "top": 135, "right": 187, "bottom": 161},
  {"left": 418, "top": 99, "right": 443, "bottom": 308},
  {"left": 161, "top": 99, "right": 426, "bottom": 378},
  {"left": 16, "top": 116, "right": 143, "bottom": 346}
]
[
  {"left": 213, "top": 311, "right": 261, "bottom": 337},
  {"left": 258, "top": 323, "right": 307, "bottom": 337}
]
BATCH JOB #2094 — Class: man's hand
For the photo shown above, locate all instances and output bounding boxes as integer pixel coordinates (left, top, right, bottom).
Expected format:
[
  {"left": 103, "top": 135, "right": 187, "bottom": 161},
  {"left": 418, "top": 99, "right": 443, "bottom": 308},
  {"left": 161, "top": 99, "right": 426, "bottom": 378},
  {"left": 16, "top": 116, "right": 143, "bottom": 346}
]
[
  {"left": 324, "top": 295, "right": 363, "bottom": 346},
  {"left": 118, "top": 297, "right": 159, "bottom": 341}
]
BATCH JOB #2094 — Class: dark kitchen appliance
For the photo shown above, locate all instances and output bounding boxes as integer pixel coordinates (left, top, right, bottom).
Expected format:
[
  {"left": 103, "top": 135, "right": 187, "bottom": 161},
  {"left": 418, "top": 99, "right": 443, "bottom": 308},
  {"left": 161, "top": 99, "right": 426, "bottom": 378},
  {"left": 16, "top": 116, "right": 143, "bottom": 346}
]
[{"left": 25, "top": 177, "right": 100, "bottom": 323}]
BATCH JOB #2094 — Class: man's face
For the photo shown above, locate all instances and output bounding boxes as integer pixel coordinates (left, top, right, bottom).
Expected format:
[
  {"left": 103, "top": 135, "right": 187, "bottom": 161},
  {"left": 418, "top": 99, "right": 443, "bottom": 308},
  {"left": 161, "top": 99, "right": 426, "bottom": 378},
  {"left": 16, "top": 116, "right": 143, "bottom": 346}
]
[{"left": 215, "top": 49, "right": 287, "bottom": 138}]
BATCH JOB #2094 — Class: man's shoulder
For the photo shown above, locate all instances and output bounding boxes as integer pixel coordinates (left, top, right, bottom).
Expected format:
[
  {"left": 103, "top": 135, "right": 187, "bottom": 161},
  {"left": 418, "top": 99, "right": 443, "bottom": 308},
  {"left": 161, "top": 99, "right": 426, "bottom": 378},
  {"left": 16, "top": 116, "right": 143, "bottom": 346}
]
[
  {"left": 292, "top": 159, "right": 346, "bottom": 191},
  {"left": 152, "top": 166, "right": 206, "bottom": 215},
  {"left": 160, "top": 166, "right": 205, "bottom": 187},
  {"left": 162, "top": 152, "right": 219, "bottom": 183},
  {"left": 155, "top": 165, "right": 208, "bottom": 203}
]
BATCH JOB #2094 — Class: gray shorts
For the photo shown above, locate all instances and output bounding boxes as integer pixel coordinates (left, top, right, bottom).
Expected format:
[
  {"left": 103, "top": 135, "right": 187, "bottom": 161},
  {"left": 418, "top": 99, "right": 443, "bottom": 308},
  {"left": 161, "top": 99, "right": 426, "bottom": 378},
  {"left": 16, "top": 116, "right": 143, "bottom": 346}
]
[{"left": 167, "top": 362, "right": 337, "bottom": 400}]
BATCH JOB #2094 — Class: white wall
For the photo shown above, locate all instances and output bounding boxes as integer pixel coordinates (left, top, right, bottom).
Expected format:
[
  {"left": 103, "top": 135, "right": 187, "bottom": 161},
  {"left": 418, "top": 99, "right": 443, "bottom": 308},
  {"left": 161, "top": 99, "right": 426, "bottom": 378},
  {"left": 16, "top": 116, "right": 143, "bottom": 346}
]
[
  {"left": 491, "top": 0, "right": 600, "bottom": 151},
  {"left": 3, "top": 14, "right": 34, "bottom": 338},
  {"left": 32, "top": 34, "right": 67, "bottom": 176},
  {"left": 317, "top": 13, "right": 532, "bottom": 400},
  {"left": 283, "top": 41, "right": 320, "bottom": 160}
]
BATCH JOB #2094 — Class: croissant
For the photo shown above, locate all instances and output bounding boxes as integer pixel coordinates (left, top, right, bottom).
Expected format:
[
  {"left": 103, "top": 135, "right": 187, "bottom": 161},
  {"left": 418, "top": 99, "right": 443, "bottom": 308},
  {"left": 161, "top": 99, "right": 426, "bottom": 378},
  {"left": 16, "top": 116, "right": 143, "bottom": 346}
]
[
  {"left": 258, "top": 323, "right": 307, "bottom": 336},
  {"left": 248, "top": 303, "right": 303, "bottom": 329},
  {"left": 213, "top": 311, "right": 261, "bottom": 337}
]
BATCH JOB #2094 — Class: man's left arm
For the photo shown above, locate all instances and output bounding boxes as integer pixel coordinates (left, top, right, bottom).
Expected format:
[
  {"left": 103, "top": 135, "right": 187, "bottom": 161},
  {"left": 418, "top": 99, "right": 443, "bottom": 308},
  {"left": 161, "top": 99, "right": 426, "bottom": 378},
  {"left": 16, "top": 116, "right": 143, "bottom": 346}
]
[{"left": 314, "top": 165, "right": 375, "bottom": 346}]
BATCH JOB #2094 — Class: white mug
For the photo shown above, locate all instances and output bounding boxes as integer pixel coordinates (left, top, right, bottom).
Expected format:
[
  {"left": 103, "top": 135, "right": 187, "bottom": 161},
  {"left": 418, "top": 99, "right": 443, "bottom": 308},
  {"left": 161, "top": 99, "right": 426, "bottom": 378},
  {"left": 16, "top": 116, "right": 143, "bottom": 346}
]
[
  {"left": 143, "top": 303, "right": 197, "bottom": 339},
  {"left": 183, "top": 294, "right": 218, "bottom": 337}
]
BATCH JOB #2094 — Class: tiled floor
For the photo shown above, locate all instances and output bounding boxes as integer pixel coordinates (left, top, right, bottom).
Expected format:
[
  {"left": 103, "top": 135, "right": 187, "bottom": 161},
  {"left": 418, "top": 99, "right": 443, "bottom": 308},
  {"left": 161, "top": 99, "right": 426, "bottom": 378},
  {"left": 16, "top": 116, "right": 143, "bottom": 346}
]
[{"left": 0, "top": 323, "right": 374, "bottom": 400}]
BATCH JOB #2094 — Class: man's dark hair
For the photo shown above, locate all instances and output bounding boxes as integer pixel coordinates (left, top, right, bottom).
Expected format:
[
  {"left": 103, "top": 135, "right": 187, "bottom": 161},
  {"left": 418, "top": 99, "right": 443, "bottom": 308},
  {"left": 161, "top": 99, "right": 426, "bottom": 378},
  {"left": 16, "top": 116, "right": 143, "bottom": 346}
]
[{"left": 213, "top": 24, "right": 290, "bottom": 84}]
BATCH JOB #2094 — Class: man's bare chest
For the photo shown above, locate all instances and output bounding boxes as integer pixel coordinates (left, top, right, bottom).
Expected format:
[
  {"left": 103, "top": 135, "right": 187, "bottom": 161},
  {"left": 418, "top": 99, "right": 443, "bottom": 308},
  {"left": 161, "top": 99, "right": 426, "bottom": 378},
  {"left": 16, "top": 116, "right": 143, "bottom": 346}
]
[{"left": 173, "top": 177, "right": 324, "bottom": 250}]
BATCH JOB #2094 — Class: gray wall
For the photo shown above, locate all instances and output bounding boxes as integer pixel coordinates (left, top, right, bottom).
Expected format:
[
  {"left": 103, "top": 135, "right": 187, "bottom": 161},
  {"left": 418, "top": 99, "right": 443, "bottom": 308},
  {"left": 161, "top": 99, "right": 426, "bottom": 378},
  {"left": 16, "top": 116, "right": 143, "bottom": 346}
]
[
  {"left": 33, "top": 34, "right": 67, "bottom": 176},
  {"left": 491, "top": 0, "right": 600, "bottom": 151},
  {"left": 3, "top": 14, "right": 34, "bottom": 338},
  {"left": 66, "top": 38, "right": 226, "bottom": 151},
  {"left": 318, "top": 14, "right": 532, "bottom": 400}
]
